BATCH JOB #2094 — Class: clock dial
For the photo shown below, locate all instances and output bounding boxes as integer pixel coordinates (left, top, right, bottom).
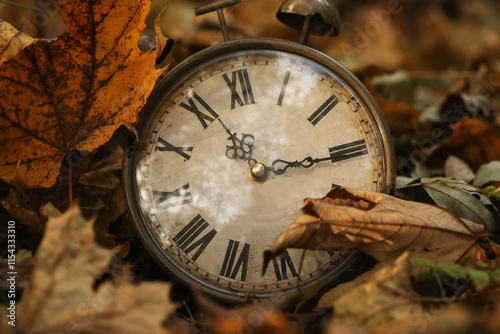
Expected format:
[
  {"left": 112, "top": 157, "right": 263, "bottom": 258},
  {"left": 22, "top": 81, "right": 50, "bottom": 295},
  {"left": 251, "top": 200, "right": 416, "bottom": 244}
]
[{"left": 124, "top": 39, "right": 394, "bottom": 301}]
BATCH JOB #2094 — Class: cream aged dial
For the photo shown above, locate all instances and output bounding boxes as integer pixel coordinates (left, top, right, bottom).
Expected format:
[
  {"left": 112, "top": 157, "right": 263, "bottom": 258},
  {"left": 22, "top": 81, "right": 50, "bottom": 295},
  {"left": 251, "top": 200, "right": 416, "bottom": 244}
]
[{"left": 123, "top": 37, "right": 395, "bottom": 302}]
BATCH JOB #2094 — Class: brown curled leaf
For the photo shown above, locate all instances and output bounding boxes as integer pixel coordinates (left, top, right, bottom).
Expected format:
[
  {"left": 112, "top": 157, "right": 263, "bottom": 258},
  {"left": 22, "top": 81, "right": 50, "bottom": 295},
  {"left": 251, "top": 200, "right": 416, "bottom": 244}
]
[
  {"left": 263, "top": 187, "right": 498, "bottom": 274},
  {"left": 0, "top": 18, "right": 35, "bottom": 65}
]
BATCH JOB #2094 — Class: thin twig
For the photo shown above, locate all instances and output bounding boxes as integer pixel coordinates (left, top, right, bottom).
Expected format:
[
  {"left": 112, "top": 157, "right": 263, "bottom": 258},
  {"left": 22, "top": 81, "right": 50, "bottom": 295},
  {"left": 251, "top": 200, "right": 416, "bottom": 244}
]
[{"left": 0, "top": 0, "right": 60, "bottom": 16}]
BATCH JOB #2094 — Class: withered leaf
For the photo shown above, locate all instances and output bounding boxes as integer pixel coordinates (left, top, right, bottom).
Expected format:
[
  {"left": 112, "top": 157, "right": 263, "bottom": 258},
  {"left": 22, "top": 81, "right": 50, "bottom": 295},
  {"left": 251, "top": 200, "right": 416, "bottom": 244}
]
[
  {"left": 364, "top": 78, "right": 420, "bottom": 137},
  {"left": 473, "top": 161, "right": 500, "bottom": 187},
  {"left": 4, "top": 205, "right": 175, "bottom": 333},
  {"left": 0, "top": 0, "right": 166, "bottom": 189},
  {"left": 0, "top": 18, "right": 34, "bottom": 65},
  {"left": 325, "top": 253, "right": 422, "bottom": 330},
  {"left": 194, "top": 288, "right": 295, "bottom": 334},
  {"left": 478, "top": 186, "right": 500, "bottom": 201},
  {"left": 398, "top": 177, "right": 497, "bottom": 233},
  {"left": 263, "top": 187, "right": 497, "bottom": 273},
  {"left": 429, "top": 117, "right": 500, "bottom": 170},
  {"left": 444, "top": 155, "right": 475, "bottom": 183}
]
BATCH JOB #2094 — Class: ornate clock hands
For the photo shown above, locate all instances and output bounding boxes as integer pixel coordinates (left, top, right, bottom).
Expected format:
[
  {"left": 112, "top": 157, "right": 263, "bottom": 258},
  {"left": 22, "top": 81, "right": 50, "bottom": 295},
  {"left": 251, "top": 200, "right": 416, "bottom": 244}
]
[
  {"left": 218, "top": 118, "right": 257, "bottom": 165},
  {"left": 269, "top": 156, "right": 332, "bottom": 175},
  {"left": 217, "top": 116, "right": 364, "bottom": 181},
  {"left": 248, "top": 155, "right": 333, "bottom": 182}
]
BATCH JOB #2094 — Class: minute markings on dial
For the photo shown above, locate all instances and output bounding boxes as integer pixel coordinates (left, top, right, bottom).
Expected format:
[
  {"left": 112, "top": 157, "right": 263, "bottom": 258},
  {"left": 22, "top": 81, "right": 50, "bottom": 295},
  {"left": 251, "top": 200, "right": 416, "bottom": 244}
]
[
  {"left": 153, "top": 183, "right": 192, "bottom": 210},
  {"left": 222, "top": 69, "right": 255, "bottom": 109}
]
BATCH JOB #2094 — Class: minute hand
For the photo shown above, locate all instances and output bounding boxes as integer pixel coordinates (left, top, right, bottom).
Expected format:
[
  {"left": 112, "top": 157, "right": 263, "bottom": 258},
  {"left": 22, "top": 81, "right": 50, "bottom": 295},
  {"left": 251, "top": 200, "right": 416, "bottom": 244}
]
[{"left": 269, "top": 156, "right": 332, "bottom": 175}]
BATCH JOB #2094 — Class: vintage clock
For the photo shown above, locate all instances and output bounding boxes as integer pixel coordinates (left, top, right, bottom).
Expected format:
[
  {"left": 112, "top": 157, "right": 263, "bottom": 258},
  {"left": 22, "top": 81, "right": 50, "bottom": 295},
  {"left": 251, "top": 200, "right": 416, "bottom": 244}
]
[{"left": 123, "top": 0, "right": 395, "bottom": 302}]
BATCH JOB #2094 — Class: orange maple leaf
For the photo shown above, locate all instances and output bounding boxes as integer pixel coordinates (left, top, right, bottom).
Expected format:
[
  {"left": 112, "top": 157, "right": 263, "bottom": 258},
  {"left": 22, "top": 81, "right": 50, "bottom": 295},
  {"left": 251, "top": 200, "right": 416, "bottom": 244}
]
[{"left": 0, "top": 0, "right": 166, "bottom": 189}]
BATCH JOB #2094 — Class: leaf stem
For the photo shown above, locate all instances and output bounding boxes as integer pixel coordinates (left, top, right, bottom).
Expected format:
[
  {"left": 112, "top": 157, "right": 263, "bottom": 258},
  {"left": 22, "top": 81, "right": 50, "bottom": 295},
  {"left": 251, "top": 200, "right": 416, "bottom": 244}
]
[
  {"left": 399, "top": 179, "right": 470, "bottom": 190},
  {"left": 0, "top": 0, "right": 60, "bottom": 16}
]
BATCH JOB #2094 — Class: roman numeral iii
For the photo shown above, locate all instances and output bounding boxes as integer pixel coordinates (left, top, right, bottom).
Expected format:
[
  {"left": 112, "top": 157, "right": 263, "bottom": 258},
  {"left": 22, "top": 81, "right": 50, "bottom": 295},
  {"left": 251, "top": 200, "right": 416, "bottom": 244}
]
[
  {"left": 223, "top": 69, "right": 255, "bottom": 109},
  {"left": 220, "top": 239, "right": 250, "bottom": 281},
  {"left": 173, "top": 214, "right": 217, "bottom": 261},
  {"left": 153, "top": 183, "right": 192, "bottom": 210},
  {"left": 329, "top": 139, "right": 368, "bottom": 162}
]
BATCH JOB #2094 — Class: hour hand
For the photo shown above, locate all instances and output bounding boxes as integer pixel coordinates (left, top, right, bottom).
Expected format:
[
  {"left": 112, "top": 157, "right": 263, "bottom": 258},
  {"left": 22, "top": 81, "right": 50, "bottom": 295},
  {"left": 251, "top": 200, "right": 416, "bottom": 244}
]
[
  {"left": 218, "top": 118, "right": 256, "bottom": 163},
  {"left": 225, "top": 132, "right": 255, "bottom": 163}
]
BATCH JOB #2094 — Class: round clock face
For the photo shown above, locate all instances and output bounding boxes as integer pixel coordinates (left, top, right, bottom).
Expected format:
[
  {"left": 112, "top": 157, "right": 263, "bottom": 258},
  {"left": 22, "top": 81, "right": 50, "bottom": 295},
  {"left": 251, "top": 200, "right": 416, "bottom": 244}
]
[{"left": 123, "top": 39, "right": 395, "bottom": 302}]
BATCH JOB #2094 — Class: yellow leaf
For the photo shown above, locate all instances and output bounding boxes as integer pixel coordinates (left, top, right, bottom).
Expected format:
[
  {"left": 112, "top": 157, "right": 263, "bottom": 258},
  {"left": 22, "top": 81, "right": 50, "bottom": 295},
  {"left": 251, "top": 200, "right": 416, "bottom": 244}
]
[{"left": 0, "top": 0, "right": 166, "bottom": 189}]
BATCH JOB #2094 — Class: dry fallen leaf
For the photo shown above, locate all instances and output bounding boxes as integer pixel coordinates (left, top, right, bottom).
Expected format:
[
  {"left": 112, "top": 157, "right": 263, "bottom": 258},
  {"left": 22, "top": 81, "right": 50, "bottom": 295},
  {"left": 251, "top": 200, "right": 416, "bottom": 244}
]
[
  {"left": 0, "top": 0, "right": 166, "bottom": 189},
  {"left": 444, "top": 155, "right": 475, "bottom": 183},
  {"left": 370, "top": 282, "right": 500, "bottom": 334},
  {"left": 0, "top": 18, "right": 34, "bottom": 65},
  {"left": 398, "top": 177, "right": 497, "bottom": 233},
  {"left": 325, "top": 253, "right": 422, "bottom": 330},
  {"left": 429, "top": 117, "right": 500, "bottom": 170},
  {"left": 263, "top": 187, "right": 498, "bottom": 273},
  {"left": 1, "top": 205, "right": 175, "bottom": 333},
  {"left": 364, "top": 78, "right": 420, "bottom": 137},
  {"left": 194, "top": 288, "right": 295, "bottom": 334}
]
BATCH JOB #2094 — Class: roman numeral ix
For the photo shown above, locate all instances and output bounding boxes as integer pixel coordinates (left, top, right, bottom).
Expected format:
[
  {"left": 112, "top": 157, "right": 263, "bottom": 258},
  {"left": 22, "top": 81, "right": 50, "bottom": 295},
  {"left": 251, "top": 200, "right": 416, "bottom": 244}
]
[
  {"left": 173, "top": 214, "right": 217, "bottom": 261},
  {"left": 220, "top": 239, "right": 250, "bottom": 281},
  {"left": 223, "top": 69, "right": 255, "bottom": 109}
]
